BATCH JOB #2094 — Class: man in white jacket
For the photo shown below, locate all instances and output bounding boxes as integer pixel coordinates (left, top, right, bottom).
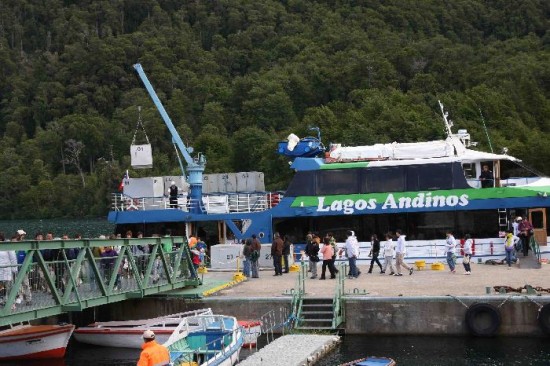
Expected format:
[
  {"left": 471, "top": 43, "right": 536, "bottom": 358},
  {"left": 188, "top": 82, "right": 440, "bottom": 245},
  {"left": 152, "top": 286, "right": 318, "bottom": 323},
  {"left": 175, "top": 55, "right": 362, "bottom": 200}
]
[
  {"left": 345, "top": 231, "right": 360, "bottom": 278},
  {"left": 395, "top": 229, "right": 413, "bottom": 276}
]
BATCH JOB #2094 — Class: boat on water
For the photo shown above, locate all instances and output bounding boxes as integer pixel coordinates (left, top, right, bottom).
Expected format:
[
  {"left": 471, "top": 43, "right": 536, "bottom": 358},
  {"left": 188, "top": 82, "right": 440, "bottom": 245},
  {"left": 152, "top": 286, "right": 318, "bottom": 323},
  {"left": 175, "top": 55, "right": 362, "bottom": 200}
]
[
  {"left": 73, "top": 308, "right": 213, "bottom": 349},
  {"left": 109, "top": 64, "right": 550, "bottom": 264},
  {"left": 164, "top": 314, "right": 244, "bottom": 366},
  {"left": 0, "top": 324, "right": 75, "bottom": 360},
  {"left": 238, "top": 320, "right": 262, "bottom": 348},
  {"left": 339, "top": 356, "right": 396, "bottom": 366}
]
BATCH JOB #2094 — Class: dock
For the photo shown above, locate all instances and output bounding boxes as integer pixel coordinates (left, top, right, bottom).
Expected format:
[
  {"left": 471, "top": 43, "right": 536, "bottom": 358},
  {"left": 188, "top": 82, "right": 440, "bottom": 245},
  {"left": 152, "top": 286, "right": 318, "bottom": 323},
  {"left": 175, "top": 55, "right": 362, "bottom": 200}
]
[{"left": 238, "top": 334, "right": 340, "bottom": 366}]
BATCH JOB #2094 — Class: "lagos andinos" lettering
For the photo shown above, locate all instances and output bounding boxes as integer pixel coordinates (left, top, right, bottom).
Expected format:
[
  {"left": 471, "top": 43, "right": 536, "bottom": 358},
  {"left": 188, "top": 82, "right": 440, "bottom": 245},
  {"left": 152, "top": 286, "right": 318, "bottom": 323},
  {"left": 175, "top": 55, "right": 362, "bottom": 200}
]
[{"left": 316, "top": 192, "right": 469, "bottom": 214}]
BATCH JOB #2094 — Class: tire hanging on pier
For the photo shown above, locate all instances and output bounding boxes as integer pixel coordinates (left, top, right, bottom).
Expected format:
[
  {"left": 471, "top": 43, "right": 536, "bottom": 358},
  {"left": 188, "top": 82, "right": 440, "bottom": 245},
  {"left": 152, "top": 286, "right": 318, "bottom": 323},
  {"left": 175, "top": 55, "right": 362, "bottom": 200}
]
[
  {"left": 538, "top": 303, "right": 550, "bottom": 335},
  {"left": 465, "top": 303, "right": 501, "bottom": 337}
]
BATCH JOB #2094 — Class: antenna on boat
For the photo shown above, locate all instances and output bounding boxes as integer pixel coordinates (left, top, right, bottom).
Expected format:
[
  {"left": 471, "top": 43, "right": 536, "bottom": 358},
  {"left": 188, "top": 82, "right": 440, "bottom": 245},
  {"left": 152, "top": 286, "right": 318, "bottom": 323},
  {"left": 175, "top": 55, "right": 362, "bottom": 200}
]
[
  {"left": 478, "top": 108, "right": 494, "bottom": 153},
  {"left": 438, "top": 100, "right": 454, "bottom": 138}
]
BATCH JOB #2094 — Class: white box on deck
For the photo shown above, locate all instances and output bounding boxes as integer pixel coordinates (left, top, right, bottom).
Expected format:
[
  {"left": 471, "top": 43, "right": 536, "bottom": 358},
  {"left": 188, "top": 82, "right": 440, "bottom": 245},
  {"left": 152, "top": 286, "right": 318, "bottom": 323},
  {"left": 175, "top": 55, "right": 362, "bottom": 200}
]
[
  {"left": 219, "top": 173, "right": 237, "bottom": 193},
  {"left": 123, "top": 177, "right": 164, "bottom": 198},
  {"left": 203, "top": 174, "right": 220, "bottom": 194},
  {"left": 247, "top": 171, "right": 265, "bottom": 192}
]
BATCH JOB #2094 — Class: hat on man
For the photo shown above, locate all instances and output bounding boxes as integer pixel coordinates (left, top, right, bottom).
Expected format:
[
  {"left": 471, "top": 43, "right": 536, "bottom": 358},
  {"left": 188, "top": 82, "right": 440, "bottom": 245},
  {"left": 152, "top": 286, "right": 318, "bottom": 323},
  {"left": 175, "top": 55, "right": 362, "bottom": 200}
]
[
  {"left": 17, "top": 229, "right": 26, "bottom": 235},
  {"left": 516, "top": 216, "right": 523, "bottom": 221},
  {"left": 142, "top": 330, "right": 155, "bottom": 340},
  {"left": 171, "top": 181, "right": 176, "bottom": 186}
]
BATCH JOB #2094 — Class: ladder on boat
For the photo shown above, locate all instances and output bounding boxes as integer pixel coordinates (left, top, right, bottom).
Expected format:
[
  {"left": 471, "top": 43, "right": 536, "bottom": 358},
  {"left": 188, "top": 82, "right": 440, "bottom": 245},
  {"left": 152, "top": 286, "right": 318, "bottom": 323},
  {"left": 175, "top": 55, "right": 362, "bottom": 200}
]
[{"left": 498, "top": 208, "right": 509, "bottom": 233}]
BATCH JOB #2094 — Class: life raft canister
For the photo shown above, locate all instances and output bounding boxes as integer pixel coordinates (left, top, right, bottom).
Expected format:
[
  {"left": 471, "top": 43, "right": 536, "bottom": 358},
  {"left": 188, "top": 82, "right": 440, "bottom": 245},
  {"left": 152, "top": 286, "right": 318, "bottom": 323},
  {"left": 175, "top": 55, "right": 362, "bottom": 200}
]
[
  {"left": 460, "top": 238, "right": 476, "bottom": 256},
  {"left": 465, "top": 303, "right": 501, "bottom": 337},
  {"left": 538, "top": 303, "right": 550, "bottom": 335}
]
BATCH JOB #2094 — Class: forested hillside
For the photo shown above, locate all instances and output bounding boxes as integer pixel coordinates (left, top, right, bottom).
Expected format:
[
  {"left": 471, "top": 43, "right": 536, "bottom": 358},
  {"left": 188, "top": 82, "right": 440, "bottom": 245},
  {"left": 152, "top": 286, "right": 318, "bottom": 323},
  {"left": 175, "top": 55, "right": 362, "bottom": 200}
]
[{"left": 0, "top": 0, "right": 548, "bottom": 219}]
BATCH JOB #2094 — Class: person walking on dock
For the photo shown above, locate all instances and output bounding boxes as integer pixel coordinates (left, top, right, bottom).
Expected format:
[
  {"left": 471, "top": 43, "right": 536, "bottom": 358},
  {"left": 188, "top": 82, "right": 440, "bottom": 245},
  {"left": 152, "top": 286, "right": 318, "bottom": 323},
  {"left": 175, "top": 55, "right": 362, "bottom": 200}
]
[
  {"left": 345, "top": 231, "right": 360, "bottom": 279},
  {"left": 368, "top": 234, "right": 383, "bottom": 274},
  {"left": 271, "top": 233, "right": 284, "bottom": 276},
  {"left": 395, "top": 230, "right": 413, "bottom": 276},
  {"left": 320, "top": 237, "right": 336, "bottom": 279},
  {"left": 381, "top": 233, "right": 396, "bottom": 275},
  {"left": 445, "top": 231, "right": 457, "bottom": 273},
  {"left": 251, "top": 234, "right": 261, "bottom": 278},
  {"left": 462, "top": 234, "right": 473, "bottom": 275},
  {"left": 306, "top": 234, "right": 320, "bottom": 279}
]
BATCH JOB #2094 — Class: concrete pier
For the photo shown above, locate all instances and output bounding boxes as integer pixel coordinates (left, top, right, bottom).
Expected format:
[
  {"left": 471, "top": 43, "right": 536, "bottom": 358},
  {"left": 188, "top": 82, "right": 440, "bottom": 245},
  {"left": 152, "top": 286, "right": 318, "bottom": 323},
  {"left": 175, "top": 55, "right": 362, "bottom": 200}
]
[{"left": 237, "top": 334, "right": 340, "bottom": 366}]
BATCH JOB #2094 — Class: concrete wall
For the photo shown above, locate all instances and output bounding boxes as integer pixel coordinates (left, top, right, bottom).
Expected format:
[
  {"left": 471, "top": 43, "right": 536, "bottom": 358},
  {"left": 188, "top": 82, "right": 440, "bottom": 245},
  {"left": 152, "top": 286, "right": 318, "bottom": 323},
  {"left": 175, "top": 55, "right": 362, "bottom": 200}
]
[
  {"left": 75, "top": 295, "right": 550, "bottom": 336},
  {"left": 344, "top": 296, "right": 550, "bottom": 336}
]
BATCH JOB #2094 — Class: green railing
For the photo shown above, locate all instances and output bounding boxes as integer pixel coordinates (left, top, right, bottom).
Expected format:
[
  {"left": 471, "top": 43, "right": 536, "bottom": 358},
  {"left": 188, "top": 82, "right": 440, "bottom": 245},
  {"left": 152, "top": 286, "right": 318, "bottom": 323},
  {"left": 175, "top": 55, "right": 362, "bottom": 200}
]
[
  {"left": 530, "top": 236, "right": 541, "bottom": 265},
  {"left": 290, "top": 261, "right": 307, "bottom": 328},
  {"left": 0, "top": 237, "right": 201, "bottom": 326},
  {"left": 332, "top": 262, "right": 347, "bottom": 329}
]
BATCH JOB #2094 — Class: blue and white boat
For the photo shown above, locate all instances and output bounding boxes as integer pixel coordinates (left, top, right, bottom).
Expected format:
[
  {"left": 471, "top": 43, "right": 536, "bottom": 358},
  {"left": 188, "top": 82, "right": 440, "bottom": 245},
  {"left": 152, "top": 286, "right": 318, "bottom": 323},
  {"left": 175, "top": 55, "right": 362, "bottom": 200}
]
[
  {"left": 164, "top": 314, "right": 244, "bottom": 366},
  {"left": 109, "top": 64, "right": 550, "bottom": 265}
]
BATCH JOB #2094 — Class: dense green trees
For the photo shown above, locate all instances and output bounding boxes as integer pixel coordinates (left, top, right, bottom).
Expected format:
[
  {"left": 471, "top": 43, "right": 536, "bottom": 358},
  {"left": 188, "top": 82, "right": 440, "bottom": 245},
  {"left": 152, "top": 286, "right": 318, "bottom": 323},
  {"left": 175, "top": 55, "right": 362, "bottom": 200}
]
[{"left": 0, "top": 0, "right": 549, "bottom": 219}]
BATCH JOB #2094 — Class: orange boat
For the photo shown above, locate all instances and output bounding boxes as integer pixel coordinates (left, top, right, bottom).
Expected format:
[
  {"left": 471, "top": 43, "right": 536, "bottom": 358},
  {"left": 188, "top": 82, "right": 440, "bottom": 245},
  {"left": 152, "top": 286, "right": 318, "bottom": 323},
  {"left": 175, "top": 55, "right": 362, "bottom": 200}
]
[{"left": 0, "top": 324, "right": 75, "bottom": 360}]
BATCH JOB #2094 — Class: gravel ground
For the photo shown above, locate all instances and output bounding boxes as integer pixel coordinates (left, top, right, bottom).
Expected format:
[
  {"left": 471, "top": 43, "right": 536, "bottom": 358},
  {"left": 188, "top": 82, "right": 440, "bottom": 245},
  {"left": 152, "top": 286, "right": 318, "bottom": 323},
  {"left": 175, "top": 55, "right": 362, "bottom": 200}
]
[{"left": 208, "top": 257, "right": 550, "bottom": 298}]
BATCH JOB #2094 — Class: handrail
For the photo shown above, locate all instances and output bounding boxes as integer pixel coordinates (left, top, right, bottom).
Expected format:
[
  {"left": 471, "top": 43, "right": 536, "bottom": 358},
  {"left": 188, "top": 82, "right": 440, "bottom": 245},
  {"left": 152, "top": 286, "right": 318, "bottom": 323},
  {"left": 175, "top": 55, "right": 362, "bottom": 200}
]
[
  {"left": 530, "top": 236, "right": 541, "bottom": 265},
  {"left": 289, "top": 261, "right": 306, "bottom": 328},
  {"left": 332, "top": 262, "right": 347, "bottom": 329}
]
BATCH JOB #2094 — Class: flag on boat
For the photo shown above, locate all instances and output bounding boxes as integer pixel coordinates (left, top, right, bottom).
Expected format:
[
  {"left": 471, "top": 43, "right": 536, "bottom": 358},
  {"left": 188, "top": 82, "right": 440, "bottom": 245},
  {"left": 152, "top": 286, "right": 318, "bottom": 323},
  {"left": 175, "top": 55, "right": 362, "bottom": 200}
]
[{"left": 118, "top": 170, "right": 129, "bottom": 192}]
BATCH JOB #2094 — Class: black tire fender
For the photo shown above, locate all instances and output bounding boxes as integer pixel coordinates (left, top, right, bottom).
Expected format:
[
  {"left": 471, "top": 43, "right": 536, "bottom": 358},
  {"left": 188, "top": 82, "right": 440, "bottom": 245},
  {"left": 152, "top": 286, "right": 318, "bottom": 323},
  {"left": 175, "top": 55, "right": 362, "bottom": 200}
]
[
  {"left": 538, "top": 303, "right": 550, "bottom": 335},
  {"left": 465, "top": 303, "right": 501, "bottom": 337}
]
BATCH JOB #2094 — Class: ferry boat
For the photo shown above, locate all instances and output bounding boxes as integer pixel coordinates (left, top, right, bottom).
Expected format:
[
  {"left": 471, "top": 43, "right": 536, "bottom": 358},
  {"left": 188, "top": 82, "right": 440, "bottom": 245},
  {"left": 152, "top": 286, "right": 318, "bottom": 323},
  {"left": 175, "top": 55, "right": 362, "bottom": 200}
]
[{"left": 108, "top": 64, "right": 550, "bottom": 263}]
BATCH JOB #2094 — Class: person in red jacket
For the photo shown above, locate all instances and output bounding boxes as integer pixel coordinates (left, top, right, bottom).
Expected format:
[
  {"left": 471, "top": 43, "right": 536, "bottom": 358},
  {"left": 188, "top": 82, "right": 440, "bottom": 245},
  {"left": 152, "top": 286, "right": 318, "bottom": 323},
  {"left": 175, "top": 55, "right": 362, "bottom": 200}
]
[{"left": 137, "top": 330, "right": 170, "bottom": 366}]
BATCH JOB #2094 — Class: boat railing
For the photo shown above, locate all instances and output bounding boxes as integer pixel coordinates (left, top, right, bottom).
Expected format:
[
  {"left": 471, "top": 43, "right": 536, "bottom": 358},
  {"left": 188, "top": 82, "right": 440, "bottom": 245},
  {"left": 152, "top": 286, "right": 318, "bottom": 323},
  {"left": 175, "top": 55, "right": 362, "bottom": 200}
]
[
  {"left": 112, "top": 191, "right": 284, "bottom": 214},
  {"left": 258, "top": 306, "right": 291, "bottom": 345},
  {"left": 466, "top": 176, "right": 540, "bottom": 189}
]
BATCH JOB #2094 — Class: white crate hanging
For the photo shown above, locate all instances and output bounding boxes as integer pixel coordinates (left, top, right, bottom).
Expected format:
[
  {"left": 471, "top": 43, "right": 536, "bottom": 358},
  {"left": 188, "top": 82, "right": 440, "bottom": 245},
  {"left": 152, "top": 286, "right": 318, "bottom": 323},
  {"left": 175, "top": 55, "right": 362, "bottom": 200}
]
[{"left": 130, "top": 106, "right": 153, "bottom": 169}]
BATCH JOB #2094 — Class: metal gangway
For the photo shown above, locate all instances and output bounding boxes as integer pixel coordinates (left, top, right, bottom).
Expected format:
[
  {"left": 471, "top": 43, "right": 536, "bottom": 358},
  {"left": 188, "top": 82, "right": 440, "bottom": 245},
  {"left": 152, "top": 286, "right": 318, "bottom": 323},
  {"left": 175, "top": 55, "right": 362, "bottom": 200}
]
[{"left": 0, "top": 236, "right": 200, "bottom": 326}]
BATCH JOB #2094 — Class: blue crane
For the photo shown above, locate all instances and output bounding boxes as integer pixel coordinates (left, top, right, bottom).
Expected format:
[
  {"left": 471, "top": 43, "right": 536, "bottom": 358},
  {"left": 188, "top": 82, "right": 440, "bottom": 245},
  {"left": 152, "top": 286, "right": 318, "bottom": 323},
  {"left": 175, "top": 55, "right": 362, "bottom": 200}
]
[{"left": 133, "top": 63, "right": 206, "bottom": 214}]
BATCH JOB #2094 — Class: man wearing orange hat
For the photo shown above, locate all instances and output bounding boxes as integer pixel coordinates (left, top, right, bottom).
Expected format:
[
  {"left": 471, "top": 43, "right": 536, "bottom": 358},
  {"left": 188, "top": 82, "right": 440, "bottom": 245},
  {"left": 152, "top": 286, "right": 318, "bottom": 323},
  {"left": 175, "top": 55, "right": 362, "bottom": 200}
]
[{"left": 137, "top": 330, "right": 170, "bottom": 366}]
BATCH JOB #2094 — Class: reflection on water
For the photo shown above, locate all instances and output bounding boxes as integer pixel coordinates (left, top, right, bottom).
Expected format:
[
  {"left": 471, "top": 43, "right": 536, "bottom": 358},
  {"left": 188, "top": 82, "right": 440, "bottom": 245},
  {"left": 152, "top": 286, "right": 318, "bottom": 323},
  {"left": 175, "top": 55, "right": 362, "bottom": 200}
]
[
  {"left": 1, "top": 335, "right": 549, "bottom": 366},
  {"left": 317, "top": 335, "right": 550, "bottom": 366}
]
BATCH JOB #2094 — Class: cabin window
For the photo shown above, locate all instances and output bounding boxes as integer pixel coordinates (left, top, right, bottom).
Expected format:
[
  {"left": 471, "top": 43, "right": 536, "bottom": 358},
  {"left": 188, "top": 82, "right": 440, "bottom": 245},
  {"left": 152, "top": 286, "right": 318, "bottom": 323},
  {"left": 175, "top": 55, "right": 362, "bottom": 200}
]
[
  {"left": 500, "top": 160, "right": 538, "bottom": 180},
  {"left": 531, "top": 211, "right": 544, "bottom": 229},
  {"left": 365, "top": 167, "right": 406, "bottom": 193},
  {"left": 285, "top": 172, "right": 315, "bottom": 196},
  {"left": 417, "top": 164, "right": 453, "bottom": 190},
  {"left": 462, "top": 163, "right": 477, "bottom": 179},
  {"left": 316, "top": 169, "right": 361, "bottom": 195}
]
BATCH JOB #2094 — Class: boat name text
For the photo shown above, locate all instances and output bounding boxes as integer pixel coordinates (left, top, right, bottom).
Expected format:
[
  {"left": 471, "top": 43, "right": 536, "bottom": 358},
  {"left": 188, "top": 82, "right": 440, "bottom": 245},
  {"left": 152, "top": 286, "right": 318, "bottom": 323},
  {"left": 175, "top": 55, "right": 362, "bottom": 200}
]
[{"left": 316, "top": 193, "right": 469, "bottom": 214}]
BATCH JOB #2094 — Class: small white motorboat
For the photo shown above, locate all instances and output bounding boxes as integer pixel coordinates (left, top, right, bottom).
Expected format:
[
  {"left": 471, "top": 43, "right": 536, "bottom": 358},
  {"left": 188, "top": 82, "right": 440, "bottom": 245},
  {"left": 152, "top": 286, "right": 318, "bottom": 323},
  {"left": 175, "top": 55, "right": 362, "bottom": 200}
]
[
  {"left": 73, "top": 308, "right": 213, "bottom": 349},
  {"left": 0, "top": 324, "right": 75, "bottom": 360},
  {"left": 165, "top": 314, "right": 244, "bottom": 366}
]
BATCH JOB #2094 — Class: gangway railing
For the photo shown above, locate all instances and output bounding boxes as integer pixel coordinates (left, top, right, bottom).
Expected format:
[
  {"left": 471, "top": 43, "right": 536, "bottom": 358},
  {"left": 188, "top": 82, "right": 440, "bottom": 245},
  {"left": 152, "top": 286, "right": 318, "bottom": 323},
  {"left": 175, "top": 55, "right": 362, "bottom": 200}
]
[{"left": 0, "top": 236, "right": 200, "bottom": 326}]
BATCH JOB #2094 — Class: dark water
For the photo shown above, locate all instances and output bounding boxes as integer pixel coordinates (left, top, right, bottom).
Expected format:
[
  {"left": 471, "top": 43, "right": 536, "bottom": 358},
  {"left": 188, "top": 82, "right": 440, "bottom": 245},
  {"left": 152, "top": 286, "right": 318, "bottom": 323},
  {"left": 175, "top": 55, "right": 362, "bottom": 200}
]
[
  {"left": 0, "top": 218, "right": 114, "bottom": 239},
  {"left": 2, "top": 335, "right": 549, "bottom": 366}
]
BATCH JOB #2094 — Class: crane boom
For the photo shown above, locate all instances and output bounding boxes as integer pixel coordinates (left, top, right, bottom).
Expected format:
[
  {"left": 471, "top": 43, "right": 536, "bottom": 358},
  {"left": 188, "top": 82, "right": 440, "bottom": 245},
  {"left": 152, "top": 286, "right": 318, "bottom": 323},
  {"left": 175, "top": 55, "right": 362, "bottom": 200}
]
[{"left": 133, "top": 63, "right": 205, "bottom": 214}]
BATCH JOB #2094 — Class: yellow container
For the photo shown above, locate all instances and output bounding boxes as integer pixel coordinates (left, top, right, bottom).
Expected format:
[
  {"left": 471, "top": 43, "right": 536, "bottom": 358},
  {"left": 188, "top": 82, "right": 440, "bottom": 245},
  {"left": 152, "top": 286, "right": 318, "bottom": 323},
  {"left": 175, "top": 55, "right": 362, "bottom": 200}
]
[
  {"left": 415, "top": 260, "right": 426, "bottom": 270},
  {"left": 431, "top": 262, "right": 445, "bottom": 271}
]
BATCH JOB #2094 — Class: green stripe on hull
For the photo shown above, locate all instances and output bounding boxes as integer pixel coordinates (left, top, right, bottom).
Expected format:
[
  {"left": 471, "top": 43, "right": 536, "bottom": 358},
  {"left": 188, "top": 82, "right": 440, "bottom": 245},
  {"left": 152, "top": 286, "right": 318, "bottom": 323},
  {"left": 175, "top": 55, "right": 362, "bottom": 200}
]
[
  {"left": 320, "top": 162, "right": 370, "bottom": 169},
  {"left": 291, "top": 186, "right": 550, "bottom": 207}
]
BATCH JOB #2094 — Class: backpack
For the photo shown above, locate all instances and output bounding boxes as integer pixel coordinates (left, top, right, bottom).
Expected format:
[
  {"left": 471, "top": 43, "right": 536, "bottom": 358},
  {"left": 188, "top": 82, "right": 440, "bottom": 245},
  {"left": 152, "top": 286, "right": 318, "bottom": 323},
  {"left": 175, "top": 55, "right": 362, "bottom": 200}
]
[{"left": 250, "top": 250, "right": 260, "bottom": 261}]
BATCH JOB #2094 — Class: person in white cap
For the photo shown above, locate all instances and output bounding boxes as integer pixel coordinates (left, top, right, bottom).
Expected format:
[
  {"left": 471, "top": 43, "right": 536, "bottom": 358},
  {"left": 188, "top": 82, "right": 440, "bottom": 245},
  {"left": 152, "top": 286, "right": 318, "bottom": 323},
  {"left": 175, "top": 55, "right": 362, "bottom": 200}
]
[
  {"left": 137, "top": 329, "right": 170, "bottom": 366},
  {"left": 168, "top": 181, "right": 178, "bottom": 209},
  {"left": 16, "top": 230, "right": 26, "bottom": 239}
]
